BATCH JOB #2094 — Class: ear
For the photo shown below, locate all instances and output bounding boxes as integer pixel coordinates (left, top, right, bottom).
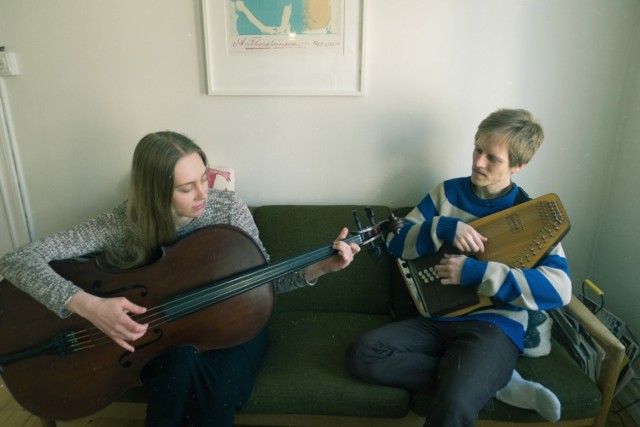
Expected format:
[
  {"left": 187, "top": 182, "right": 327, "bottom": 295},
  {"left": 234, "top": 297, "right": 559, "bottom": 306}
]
[{"left": 511, "top": 163, "right": 525, "bottom": 174}]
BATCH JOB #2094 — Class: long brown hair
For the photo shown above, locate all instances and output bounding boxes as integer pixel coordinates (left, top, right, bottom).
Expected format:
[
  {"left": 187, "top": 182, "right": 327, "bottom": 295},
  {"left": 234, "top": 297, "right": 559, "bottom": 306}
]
[{"left": 106, "top": 131, "right": 208, "bottom": 269}]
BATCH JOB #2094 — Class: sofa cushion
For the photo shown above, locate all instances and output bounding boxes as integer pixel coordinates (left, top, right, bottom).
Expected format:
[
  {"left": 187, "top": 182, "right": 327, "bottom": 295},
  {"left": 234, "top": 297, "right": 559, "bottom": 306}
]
[
  {"left": 252, "top": 205, "right": 393, "bottom": 314},
  {"left": 410, "top": 338, "right": 602, "bottom": 421},
  {"left": 241, "top": 311, "right": 410, "bottom": 418}
]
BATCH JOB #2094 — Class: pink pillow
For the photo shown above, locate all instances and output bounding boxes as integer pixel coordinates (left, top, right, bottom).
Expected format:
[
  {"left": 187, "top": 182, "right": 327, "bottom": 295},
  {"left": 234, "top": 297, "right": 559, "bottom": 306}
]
[{"left": 207, "top": 167, "right": 235, "bottom": 191}]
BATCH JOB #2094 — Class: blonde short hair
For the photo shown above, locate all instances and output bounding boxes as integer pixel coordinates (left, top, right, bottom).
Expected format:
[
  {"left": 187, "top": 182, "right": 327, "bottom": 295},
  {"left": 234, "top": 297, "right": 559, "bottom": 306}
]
[{"left": 475, "top": 109, "right": 544, "bottom": 167}]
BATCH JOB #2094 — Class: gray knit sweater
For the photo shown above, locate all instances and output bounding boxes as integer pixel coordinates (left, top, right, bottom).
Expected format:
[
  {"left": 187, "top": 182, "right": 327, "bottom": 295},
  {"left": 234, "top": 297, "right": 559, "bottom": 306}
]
[{"left": 0, "top": 190, "right": 311, "bottom": 318}]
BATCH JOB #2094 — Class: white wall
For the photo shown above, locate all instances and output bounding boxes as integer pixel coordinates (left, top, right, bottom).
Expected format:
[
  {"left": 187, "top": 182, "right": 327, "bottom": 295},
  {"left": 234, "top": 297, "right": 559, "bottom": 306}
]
[
  {"left": 591, "top": 19, "right": 640, "bottom": 336},
  {"left": 589, "top": 20, "right": 640, "bottom": 417},
  {"left": 1, "top": 0, "right": 640, "bottom": 361}
]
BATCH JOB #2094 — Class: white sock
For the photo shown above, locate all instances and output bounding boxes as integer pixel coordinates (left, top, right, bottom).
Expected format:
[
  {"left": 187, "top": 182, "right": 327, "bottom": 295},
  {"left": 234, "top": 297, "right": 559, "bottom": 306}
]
[{"left": 495, "top": 370, "right": 561, "bottom": 422}]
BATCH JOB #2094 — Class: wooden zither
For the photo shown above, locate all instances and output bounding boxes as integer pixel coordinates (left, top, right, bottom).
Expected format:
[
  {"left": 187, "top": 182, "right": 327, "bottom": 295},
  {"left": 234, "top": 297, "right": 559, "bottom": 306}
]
[{"left": 397, "top": 193, "right": 570, "bottom": 318}]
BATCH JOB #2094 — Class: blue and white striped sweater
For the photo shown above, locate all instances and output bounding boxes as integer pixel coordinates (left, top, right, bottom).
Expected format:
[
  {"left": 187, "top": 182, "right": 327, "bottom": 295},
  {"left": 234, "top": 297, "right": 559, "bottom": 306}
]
[{"left": 388, "top": 177, "right": 572, "bottom": 351}]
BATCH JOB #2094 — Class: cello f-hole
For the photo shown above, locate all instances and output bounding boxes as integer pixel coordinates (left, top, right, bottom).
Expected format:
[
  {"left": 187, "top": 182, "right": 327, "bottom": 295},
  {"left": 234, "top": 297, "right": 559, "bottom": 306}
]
[
  {"left": 92, "top": 280, "right": 149, "bottom": 298},
  {"left": 118, "top": 328, "right": 164, "bottom": 368}
]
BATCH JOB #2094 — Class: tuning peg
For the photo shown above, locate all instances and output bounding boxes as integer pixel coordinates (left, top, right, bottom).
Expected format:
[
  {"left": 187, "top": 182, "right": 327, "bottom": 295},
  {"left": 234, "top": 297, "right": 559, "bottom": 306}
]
[
  {"left": 352, "top": 210, "right": 364, "bottom": 231},
  {"left": 365, "top": 207, "right": 383, "bottom": 256},
  {"left": 387, "top": 213, "right": 404, "bottom": 235},
  {"left": 365, "top": 207, "right": 376, "bottom": 225}
]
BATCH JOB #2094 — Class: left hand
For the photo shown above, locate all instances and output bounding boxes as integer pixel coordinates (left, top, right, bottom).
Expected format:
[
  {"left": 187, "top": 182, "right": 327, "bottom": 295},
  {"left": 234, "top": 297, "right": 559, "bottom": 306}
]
[
  {"left": 434, "top": 253, "right": 467, "bottom": 285},
  {"left": 328, "top": 227, "right": 361, "bottom": 272},
  {"left": 306, "top": 228, "right": 361, "bottom": 280}
]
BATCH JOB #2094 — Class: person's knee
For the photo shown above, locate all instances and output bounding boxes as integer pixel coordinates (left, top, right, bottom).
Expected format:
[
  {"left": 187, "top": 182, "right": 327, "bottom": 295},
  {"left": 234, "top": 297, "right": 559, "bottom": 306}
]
[
  {"left": 142, "top": 346, "right": 200, "bottom": 384},
  {"left": 345, "top": 339, "right": 364, "bottom": 376},
  {"left": 347, "top": 337, "right": 383, "bottom": 380},
  {"left": 345, "top": 337, "right": 390, "bottom": 382}
]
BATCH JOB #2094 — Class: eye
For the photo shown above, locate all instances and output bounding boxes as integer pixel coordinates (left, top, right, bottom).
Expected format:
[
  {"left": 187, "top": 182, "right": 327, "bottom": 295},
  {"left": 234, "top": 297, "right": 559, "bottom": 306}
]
[{"left": 176, "top": 183, "right": 194, "bottom": 193}]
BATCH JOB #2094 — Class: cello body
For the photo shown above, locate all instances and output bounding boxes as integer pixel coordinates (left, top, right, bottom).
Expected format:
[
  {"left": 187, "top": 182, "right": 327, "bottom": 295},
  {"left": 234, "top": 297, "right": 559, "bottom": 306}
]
[{"left": 0, "top": 225, "right": 274, "bottom": 420}]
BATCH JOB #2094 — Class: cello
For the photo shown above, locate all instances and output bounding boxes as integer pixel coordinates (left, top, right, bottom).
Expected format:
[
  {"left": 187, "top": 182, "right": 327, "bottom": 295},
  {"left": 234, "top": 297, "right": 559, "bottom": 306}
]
[{"left": 0, "top": 212, "right": 401, "bottom": 420}]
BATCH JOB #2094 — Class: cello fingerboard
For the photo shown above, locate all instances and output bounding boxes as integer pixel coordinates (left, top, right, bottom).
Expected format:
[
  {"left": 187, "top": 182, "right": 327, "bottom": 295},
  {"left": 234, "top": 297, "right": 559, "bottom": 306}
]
[{"left": 398, "top": 193, "right": 570, "bottom": 318}]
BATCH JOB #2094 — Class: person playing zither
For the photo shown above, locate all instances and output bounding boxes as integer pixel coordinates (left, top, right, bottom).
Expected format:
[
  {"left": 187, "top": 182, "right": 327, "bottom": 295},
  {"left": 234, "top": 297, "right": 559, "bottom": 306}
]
[{"left": 346, "top": 108, "right": 572, "bottom": 426}]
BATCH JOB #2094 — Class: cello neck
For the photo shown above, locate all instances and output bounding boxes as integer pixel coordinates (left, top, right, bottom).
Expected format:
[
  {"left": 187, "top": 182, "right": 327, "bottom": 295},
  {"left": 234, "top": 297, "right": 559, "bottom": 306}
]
[{"left": 161, "top": 234, "right": 363, "bottom": 322}]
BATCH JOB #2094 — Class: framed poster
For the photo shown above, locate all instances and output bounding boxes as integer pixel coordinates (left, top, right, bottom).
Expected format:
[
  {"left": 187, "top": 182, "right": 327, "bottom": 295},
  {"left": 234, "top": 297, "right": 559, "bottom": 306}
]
[{"left": 202, "top": 0, "right": 366, "bottom": 96}]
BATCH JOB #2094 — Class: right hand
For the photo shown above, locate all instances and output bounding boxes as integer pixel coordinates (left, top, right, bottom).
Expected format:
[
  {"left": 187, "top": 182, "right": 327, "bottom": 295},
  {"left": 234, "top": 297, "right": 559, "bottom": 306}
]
[
  {"left": 453, "top": 222, "right": 488, "bottom": 254},
  {"left": 66, "top": 291, "right": 148, "bottom": 352}
]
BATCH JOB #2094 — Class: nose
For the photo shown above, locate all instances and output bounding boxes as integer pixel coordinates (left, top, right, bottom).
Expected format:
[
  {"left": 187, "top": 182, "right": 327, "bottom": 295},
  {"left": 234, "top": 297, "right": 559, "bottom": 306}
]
[
  {"left": 474, "top": 153, "right": 488, "bottom": 169},
  {"left": 196, "top": 180, "right": 208, "bottom": 199}
]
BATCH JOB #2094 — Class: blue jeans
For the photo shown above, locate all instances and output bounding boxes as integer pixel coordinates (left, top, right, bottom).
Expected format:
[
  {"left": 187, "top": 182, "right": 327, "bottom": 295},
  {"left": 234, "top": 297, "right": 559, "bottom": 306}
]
[
  {"left": 346, "top": 318, "right": 518, "bottom": 427},
  {"left": 141, "top": 328, "right": 268, "bottom": 427}
]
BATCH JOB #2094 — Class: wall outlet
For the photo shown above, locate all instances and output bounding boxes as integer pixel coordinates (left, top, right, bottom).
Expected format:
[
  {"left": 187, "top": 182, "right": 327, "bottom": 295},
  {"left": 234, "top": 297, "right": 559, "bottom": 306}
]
[{"left": 0, "top": 52, "right": 19, "bottom": 76}]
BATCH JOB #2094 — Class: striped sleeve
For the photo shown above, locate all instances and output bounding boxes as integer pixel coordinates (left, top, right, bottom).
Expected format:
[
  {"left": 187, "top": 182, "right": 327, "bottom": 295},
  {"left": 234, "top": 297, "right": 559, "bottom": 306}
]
[
  {"left": 467, "top": 244, "right": 572, "bottom": 310},
  {"left": 387, "top": 182, "right": 464, "bottom": 260}
]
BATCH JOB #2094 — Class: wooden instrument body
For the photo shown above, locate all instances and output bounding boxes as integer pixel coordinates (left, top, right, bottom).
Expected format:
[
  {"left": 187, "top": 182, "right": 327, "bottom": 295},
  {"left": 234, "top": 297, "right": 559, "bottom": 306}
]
[
  {"left": 398, "top": 193, "right": 570, "bottom": 317},
  {"left": 0, "top": 225, "right": 273, "bottom": 420},
  {"left": 0, "top": 211, "right": 399, "bottom": 421}
]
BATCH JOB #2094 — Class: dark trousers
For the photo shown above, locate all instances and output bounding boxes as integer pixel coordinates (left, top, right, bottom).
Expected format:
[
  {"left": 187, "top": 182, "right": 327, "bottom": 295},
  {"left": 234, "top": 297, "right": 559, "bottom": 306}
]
[
  {"left": 141, "top": 328, "right": 268, "bottom": 427},
  {"left": 346, "top": 318, "right": 518, "bottom": 427}
]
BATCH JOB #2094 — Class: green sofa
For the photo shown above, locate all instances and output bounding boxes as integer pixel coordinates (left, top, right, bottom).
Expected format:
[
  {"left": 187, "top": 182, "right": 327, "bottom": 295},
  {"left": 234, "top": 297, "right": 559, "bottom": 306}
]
[
  {"left": 237, "top": 205, "right": 623, "bottom": 427},
  {"left": 40, "top": 204, "right": 624, "bottom": 427}
]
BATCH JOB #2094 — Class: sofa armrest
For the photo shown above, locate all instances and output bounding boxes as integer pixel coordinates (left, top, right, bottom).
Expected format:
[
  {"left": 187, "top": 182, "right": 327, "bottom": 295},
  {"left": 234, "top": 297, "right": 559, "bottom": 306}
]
[{"left": 564, "top": 294, "right": 625, "bottom": 427}]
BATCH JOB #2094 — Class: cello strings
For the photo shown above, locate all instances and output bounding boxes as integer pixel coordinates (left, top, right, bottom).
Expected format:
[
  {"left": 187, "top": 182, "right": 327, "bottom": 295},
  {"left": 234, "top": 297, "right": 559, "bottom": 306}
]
[
  {"left": 59, "top": 244, "right": 336, "bottom": 353},
  {"left": 59, "top": 234, "right": 367, "bottom": 354}
]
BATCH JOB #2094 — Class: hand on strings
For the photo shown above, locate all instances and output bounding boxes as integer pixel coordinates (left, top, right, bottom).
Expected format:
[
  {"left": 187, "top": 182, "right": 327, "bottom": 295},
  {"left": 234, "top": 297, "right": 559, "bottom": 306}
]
[
  {"left": 434, "top": 253, "right": 467, "bottom": 285},
  {"left": 67, "top": 291, "right": 149, "bottom": 352},
  {"left": 306, "top": 227, "right": 361, "bottom": 280},
  {"left": 328, "top": 227, "right": 361, "bottom": 272},
  {"left": 453, "top": 222, "right": 487, "bottom": 254}
]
